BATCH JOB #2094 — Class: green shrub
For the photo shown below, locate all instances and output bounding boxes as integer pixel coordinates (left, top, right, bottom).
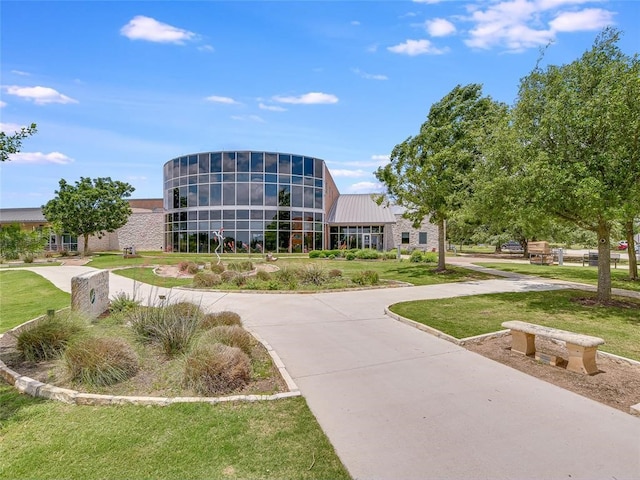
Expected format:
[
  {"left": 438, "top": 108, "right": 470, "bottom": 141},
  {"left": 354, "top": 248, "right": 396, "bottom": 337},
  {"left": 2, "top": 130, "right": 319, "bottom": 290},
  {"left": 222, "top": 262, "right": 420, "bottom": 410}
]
[
  {"left": 256, "top": 270, "right": 271, "bottom": 281},
  {"left": 345, "top": 252, "right": 356, "bottom": 261},
  {"left": 183, "top": 343, "right": 251, "bottom": 395},
  {"left": 128, "top": 303, "right": 201, "bottom": 355},
  {"left": 409, "top": 250, "right": 424, "bottom": 263},
  {"left": 266, "top": 280, "right": 281, "bottom": 290},
  {"left": 64, "top": 336, "right": 139, "bottom": 386},
  {"left": 210, "top": 263, "right": 225, "bottom": 274},
  {"left": 354, "top": 249, "right": 378, "bottom": 260},
  {"left": 201, "top": 311, "right": 242, "bottom": 329},
  {"left": 328, "top": 254, "right": 336, "bottom": 260},
  {"left": 308, "top": 250, "right": 322, "bottom": 258},
  {"left": 351, "top": 270, "right": 379, "bottom": 286},
  {"left": 233, "top": 274, "right": 247, "bottom": 287},
  {"left": 227, "top": 261, "right": 254, "bottom": 272},
  {"left": 300, "top": 264, "right": 328, "bottom": 285},
  {"left": 423, "top": 252, "right": 438, "bottom": 263},
  {"left": 110, "top": 291, "right": 141, "bottom": 313},
  {"left": 243, "top": 279, "right": 261, "bottom": 290},
  {"left": 200, "top": 325, "right": 254, "bottom": 354},
  {"left": 385, "top": 251, "right": 397, "bottom": 259},
  {"left": 23, "top": 254, "right": 35, "bottom": 263},
  {"left": 17, "top": 314, "right": 86, "bottom": 361},
  {"left": 193, "top": 272, "right": 222, "bottom": 288}
]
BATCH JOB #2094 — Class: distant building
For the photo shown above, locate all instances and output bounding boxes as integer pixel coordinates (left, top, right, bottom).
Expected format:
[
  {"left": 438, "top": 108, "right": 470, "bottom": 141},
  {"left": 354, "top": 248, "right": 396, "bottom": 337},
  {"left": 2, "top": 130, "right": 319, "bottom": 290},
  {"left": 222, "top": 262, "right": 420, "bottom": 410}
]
[{"left": 1, "top": 151, "right": 438, "bottom": 254}]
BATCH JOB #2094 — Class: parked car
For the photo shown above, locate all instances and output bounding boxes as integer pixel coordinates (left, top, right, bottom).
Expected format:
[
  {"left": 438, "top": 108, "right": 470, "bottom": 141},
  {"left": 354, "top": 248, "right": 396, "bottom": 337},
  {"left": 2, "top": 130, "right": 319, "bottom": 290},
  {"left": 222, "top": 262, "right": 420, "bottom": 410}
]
[
  {"left": 617, "top": 240, "right": 628, "bottom": 250},
  {"left": 501, "top": 241, "right": 523, "bottom": 252}
]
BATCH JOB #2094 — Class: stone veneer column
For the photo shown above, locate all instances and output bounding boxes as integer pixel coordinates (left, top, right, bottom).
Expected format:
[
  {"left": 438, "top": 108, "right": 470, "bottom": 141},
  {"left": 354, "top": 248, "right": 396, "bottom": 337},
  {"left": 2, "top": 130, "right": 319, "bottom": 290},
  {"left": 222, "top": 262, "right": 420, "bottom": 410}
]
[{"left": 71, "top": 270, "right": 109, "bottom": 319}]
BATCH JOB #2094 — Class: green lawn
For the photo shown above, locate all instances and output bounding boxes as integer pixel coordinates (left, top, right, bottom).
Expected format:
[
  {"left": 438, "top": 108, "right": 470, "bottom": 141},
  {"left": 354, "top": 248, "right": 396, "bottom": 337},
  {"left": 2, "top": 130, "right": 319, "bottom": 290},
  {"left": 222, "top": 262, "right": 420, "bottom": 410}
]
[
  {"left": 114, "top": 267, "right": 192, "bottom": 288},
  {"left": 389, "top": 289, "right": 640, "bottom": 360},
  {"left": 476, "top": 262, "right": 640, "bottom": 292},
  {"left": 0, "top": 387, "right": 349, "bottom": 480},
  {"left": 0, "top": 270, "right": 70, "bottom": 332}
]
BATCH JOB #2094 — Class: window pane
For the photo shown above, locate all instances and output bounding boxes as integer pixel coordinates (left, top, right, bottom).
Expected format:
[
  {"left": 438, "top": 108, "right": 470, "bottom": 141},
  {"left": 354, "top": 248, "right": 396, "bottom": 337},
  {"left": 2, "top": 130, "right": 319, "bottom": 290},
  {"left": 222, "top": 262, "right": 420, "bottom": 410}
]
[
  {"left": 237, "top": 183, "right": 249, "bottom": 204},
  {"left": 278, "top": 186, "right": 291, "bottom": 206},
  {"left": 209, "top": 184, "right": 221, "bottom": 206},
  {"left": 198, "top": 184, "right": 209, "bottom": 206},
  {"left": 251, "top": 152, "right": 264, "bottom": 172},
  {"left": 223, "top": 184, "right": 235, "bottom": 205},
  {"left": 198, "top": 153, "right": 209, "bottom": 173},
  {"left": 401, "top": 232, "right": 410, "bottom": 244},
  {"left": 237, "top": 151, "right": 249, "bottom": 172},
  {"left": 265, "top": 184, "right": 278, "bottom": 206},
  {"left": 292, "top": 155, "right": 303, "bottom": 175},
  {"left": 251, "top": 184, "right": 264, "bottom": 205},
  {"left": 291, "top": 185, "right": 303, "bottom": 207},
  {"left": 223, "top": 152, "right": 236, "bottom": 172},
  {"left": 304, "top": 157, "right": 314, "bottom": 176},
  {"left": 278, "top": 154, "right": 291, "bottom": 174},
  {"left": 210, "top": 152, "right": 222, "bottom": 172},
  {"left": 188, "top": 155, "right": 198, "bottom": 175},
  {"left": 265, "top": 152, "right": 277, "bottom": 173}
]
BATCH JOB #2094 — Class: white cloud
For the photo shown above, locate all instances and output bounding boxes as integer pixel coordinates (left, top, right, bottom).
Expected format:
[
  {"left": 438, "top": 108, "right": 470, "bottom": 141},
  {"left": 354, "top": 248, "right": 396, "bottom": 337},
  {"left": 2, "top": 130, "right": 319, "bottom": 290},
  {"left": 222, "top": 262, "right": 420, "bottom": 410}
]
[
  {"left": 549, "top": 8, "right": 614, "bottom": 32},
  {"left": 9, "top": 151, "right": 74, "bottom": 165},
  {"left": 231, "top": 115, "right": 265, "bottom": 123},
  {"left": 371, "top": 154, "right": 391, "bottom": 164},
  {"left": 425, "top": 18, "right": 457, "bottom": 37},
  {"left": 387, "top": 39, "right": 448, "bottom": 56},
  {"left": 198, "top": 44, "right": 215, "bottom": 52},
  {"left": 259, "top": 103, "right": 287, "bottom": 112},
  {"left": 367, "top": 43, "right": 379, "bottom": 53},
  {"left": 205, "top": 95, "right": 239, "bottom": 104},
  {"left": 412, "top": 0, "right": 442, "bottom": 4},
  {"left": 1, "top": 122, "right": 28, "bottom": 133},
  {"left": 347, "top": 181, "right": 386, "bottom": 194},
  {"left": 0, "top": 101, "right": 6, "bottom": 108},
  {"left": 351, "top": 20, "right": 361, "bottom": 26},
  {"left": 337, "top": 155, "right": 390, "bottom": 169},
  {"left": 11, "top": 70, "right": 30, "bottom": 76},
  {"left": 126, "top": 175, "right": 148, "bottom": 181},
  {"left": 352, "top": 68, "right": 388, "bottom": 81},
  {"left": 4, "top": 85, "right": 78, "bottom": 105},
  {"left": 273, "top": 92, "right": 339, "bottom": 105},
  {"left": 463, "top": 1, "right": 615, "bottom": 51},
  {"left": 120, "top": 15, "right": 196, "bottom": 44},
  {"left": 329, "top": 169, "right": 370, "bottom": 178}
]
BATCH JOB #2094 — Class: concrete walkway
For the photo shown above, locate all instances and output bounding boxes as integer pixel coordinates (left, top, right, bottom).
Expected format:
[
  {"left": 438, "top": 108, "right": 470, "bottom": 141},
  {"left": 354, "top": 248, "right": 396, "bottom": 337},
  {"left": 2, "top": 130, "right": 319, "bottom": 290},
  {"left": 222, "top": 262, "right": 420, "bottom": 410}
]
[{"left": 21, "top": 265, "right": 640, "bottom": 480}]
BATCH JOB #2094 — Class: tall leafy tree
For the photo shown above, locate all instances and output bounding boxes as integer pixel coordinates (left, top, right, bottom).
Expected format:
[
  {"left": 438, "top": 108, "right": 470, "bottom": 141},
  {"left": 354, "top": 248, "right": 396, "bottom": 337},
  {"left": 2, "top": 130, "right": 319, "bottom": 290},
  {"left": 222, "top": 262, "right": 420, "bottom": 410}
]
[
  {"left": 512, "top": 27, "right": 640, "bottom": 301},
  {"left": 0, "top": 123, "right": 37, "bottom": 161},
  {"left": 42, "top": 177, "right": 135, "bottom": 256},
  {"left": 375, "top": 84, "right": 502, "bottom": 270}
]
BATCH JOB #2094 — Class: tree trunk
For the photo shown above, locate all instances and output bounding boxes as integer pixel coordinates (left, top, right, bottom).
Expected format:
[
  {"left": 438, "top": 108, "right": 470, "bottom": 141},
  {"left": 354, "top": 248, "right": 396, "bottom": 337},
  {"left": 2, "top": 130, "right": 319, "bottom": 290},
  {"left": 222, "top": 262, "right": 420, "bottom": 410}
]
[
  {"left": 437, "top": 217, "right": 446, "bottom": 271},
  {"left": 83, "top": 233, "right": 90, "bottom": 257},
  {"left": 596, "top": 222, "right": 612, "bottom": 302},
  {"left": 625, "top": 220, "right": 638, "bottom": 280}
]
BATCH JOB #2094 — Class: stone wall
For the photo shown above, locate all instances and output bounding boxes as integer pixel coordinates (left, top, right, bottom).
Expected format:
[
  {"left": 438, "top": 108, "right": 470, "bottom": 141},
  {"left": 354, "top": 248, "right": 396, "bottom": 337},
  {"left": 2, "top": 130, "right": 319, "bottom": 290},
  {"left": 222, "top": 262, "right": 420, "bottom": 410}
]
[
  {"left": 390, "top": 214, "right": 439, "bottom": 251},
  {"left": 78, "top": 210, "right": 164, "bottom": 253}
]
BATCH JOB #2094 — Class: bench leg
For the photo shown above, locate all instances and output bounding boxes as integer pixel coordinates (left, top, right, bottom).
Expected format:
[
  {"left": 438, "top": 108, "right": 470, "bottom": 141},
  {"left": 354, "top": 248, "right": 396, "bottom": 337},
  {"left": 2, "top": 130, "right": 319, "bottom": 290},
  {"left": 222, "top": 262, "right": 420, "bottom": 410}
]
[
  {"left": 510, "top": 331, "right": 535, "bottom": 356},
  {"left": 566, "top": 343, "right": 599, "bottom": 375}
]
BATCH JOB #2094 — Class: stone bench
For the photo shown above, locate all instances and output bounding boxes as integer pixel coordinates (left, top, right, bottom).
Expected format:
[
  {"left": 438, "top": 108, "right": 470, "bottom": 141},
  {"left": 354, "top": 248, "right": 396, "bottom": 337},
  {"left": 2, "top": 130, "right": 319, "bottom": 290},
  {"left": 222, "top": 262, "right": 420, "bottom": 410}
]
[{"left": 501, "top": 321, "right": 605, "bottom": 375}]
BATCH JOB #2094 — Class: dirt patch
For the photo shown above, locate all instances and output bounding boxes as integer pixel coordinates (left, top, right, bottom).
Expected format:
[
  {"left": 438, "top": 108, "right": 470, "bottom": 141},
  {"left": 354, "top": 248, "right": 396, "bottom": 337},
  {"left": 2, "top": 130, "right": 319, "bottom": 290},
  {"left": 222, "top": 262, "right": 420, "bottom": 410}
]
[
  {"left": 154, "top": 263, "right": 280, "bottom": 278},
  {"left": 465, "top": 334, "right": 640, "bottom": 414}
]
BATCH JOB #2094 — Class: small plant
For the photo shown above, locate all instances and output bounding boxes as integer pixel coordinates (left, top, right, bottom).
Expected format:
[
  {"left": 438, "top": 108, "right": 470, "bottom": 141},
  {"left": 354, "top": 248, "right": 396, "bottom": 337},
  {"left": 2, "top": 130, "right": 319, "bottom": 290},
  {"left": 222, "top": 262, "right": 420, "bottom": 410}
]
[
  {"left": 275, "top": 265, "right": 300, "bottom": 284},
  {"left": 110, "top": 291, "right": 141, "bottom": 313},
  {"left": 183, "top": 343, "right": 251, "bottom": 395},
  {"left": 210, "top": 263, "right": 225, "bottom": 274},
  {"left": 256, "top": 270, "right": 271, "bottom": 281},
  {"left": 221, "top": 270, "right": 238, "bottom": 282},
  {"left": 351, "top": 270, "right": 379, "bottom": 286},
  {"left": 423, "top": 252, "right": 438, "bottom": 263},
  {"left": 233, "top": 274, "right": 247, "bottom": 287},
  {"left": 227, "top": 261, "right": 254, "bottom": 272},
  {"left": 178, "top": 261, "right": 190, "bottom": 272},
  {"left": 22, "top": 254, "right": 35, "bottom": 263},
  {"left": 58, "top": 249, "right": 69, "bottom": 257},
  {"left": 64, "top": 336, "right": 139, "bottom": 386},
  {"left": 345, "top": 252, "right": 356, "bottom": 261},
  {"left": 266, "top": 280, "right": 281, "bottom": 290},
  {"left": 17, "top": 314, "right": 86, "bottom": 361},
  {"left": 328, "top": 269, "right": 342, "bottom": 278},
  {"left": 300, "top": 264, "right": 328, "bottom": 285},
  {"left": 200, "top": 311, "right": 242, "bottom": 329},
  {"left": 308, "top": 250, "right": 322, "bottom": 258},
  {"left": 200, "top": 325, "right": 254, "bottom": 354},
  {"left": 187, "top": 263, "right": 200, "bottom": 275},
  {"left": 355, "top": 249, "right": 380, "bottom": 260},
  {"left": 193, "top": 272, "right": 222, "bottom": 288}
]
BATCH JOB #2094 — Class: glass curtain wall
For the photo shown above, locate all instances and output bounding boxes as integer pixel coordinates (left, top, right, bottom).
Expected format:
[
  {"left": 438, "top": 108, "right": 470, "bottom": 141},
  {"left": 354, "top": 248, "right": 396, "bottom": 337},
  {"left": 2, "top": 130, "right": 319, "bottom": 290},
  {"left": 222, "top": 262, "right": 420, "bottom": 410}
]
[
  {"left": 163, "top": 151, "right": 325, "bottom": 253},
  {"left": 328, "top": 226, "right": 384, "bottom": 250}
]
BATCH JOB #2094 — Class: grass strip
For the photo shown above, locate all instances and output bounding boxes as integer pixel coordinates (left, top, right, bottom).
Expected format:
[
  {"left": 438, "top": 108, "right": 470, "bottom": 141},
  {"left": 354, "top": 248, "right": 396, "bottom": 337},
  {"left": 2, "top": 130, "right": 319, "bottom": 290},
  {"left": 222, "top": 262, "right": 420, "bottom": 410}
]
[
  {"left": 0, "top": 270, "right": 70, "bottom": 333},
  {"left": 0, "top": 387, "right": 349, "bottom": 480},
  {"left": 476, "top": 262, "right": 640, "bottom": 292},
  {"left": 388, "top": 289, "right": 640, "bottom": 361}
]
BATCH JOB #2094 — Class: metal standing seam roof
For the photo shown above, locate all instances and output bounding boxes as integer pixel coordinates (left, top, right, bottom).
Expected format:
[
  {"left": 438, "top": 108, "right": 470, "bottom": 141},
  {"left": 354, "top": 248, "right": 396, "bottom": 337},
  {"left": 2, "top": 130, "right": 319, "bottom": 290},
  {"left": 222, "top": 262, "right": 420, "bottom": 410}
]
[
  {"left": 0, "top": 208, "right": 47, "bottom": 223},
  {"left": 327, "top": 194, "right": 397, "bottom": 225}
]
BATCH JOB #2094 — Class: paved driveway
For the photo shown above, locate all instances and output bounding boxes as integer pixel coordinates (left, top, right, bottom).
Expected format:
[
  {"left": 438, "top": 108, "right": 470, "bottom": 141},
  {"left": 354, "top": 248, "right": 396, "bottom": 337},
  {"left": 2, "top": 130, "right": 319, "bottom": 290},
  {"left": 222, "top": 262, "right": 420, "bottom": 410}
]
[{"left": 22, "top": 266, "right": 640, "bottom": 480}]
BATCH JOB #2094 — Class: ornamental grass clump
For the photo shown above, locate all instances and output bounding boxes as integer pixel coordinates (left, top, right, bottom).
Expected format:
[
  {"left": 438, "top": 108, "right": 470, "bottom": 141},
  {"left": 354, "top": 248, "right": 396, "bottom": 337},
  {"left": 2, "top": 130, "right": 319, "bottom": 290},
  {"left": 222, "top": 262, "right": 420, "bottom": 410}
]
[
  {"left": 200, "top": 311, "right": 243, "bottom": 329},
  {"left": 351, "top": 270, "right": 379, "bottom": 286},
  {"left": 201, "top": 325, "right": 254, "bottom": 354},
  {"left": 255, "top": 270, "right": 271, "bottom": 281},
  {"left": 300, "top": 264, "right": 328, "bottom": 285},
  {"left": 193, "top": 272, "right": 222, "bottom": 288},
  {"left": 110, "top": 291, "right": 141, "bottom": 313},
  {"left": 64, "top": 336, "right": 139, "bottom": 386},
  {"left": 17, "top": 314, "right": 86, "bottom": 361},
  {"left": 129, "top": 301, "right": 202, "bottom": 355},
  {"left": 227, "top": 261, "right": 253, "bottom": 272},
  {"left": 183, "top": 343, "right": 251, "bottom": 395}
]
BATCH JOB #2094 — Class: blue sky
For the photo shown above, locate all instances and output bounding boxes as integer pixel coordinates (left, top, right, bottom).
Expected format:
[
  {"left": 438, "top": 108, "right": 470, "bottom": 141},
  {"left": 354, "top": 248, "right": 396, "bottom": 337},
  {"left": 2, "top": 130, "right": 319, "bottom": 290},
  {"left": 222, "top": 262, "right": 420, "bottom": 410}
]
[{"left": 1, "top": 0, "right": 638, "bottom": 208}]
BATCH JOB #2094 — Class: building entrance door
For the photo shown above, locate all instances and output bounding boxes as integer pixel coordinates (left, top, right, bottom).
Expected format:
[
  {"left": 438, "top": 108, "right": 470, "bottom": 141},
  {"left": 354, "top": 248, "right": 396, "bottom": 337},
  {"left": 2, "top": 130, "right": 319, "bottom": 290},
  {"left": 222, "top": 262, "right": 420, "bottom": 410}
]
[{"left": 362, "top": 233, "right": 371, "bottom": 249}]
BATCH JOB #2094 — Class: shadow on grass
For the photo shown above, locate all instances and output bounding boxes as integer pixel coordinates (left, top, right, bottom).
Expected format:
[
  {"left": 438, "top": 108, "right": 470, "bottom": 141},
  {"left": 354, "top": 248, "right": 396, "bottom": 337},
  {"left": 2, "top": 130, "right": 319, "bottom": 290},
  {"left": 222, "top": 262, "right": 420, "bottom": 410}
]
[{"left": 0, "top": 383, "right": 46, "bottom": 426}]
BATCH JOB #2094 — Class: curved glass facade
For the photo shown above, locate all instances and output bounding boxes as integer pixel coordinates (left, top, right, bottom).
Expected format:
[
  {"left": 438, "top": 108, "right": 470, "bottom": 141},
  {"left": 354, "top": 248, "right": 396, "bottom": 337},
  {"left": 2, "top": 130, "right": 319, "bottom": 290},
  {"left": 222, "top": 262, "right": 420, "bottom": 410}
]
[{"left": 163, "top": 151, "right": 325, "bottom": 253}]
